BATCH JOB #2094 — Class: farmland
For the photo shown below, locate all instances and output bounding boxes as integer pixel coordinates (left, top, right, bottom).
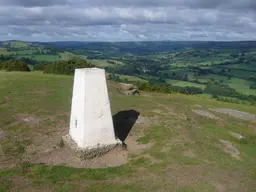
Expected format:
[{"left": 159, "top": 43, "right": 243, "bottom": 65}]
[{"left": 1, "top": 40, "right": 256, "bottom": 104}]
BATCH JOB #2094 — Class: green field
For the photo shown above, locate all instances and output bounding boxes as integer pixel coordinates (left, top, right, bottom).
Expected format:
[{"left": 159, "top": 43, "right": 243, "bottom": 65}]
[
  {"left": 117, "top": 74, "right": 148, "bottom": 83},
  {"left": 17, "top": 54, "right": 61, "bottom": 61},
  {"left": 0, "top": 71, "right": 256, "bottom": 191},
  {"left": 0, "top": 47, "right": 8, "bottom": 55},
  {"left": 197, "top": 74, "right": 228, "bottom": 82},
  {"left": 10, "top": 50, "right": 38, "bottom": 55},
  {"left": 88, "top": 59, "right": 124, "bottom": 67},
  {"left": 3, "top": 41, "right": 30, "bottom": 48},
  {"left": 167, "top": 79, "right": 206, "bottom": 89},
  {"left": 225, "top": 78, "right": 256, "bottom": 96},
  {"left": 0, "top": 41, "right": 61, "bottom": 62},
  {"left": 59, "top": 52, "right": 88, "bottom": 61}
]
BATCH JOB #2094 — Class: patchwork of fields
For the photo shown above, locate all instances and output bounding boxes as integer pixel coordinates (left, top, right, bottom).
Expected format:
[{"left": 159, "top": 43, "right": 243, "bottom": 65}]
[{"left": 1, "top": 40, "right": 256, "bottom": 100}]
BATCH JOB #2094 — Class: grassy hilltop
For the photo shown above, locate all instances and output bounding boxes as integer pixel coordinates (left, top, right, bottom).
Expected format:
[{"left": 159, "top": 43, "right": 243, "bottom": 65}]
[{"left": 0, "top": 71, "right": 256, "bottom": 191}]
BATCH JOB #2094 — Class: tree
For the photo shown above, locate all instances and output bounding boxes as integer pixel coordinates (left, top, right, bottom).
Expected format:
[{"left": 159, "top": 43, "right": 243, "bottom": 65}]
[
  {"left": 250, "top": 84, "right": 256, "bottom": 90},
  {"left": 0, "top": 60, "right": 30, "bottom": 72},
  {"left": 183, "top": 74, "right": 188, "bottom": 81},
  {"left": 44, "top": 59, "right": 94, "bottom": 75}
]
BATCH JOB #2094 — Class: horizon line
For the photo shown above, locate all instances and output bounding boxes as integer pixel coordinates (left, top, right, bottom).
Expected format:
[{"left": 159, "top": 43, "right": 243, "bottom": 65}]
[{"left": 1, "top": 39, "right": 256, "bottom": 43}]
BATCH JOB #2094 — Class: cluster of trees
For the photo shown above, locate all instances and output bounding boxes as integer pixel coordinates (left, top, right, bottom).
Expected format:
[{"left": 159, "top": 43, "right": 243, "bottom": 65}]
[
  {"left": 205, "top": 82, "right": 256, "bottom": 104},
  {"left": 163, "top": 72, "right": 189, "bottom": 81},
  {"left": 204, "top": 82, "right": 237, "bottom": 97},
  {"left": 18, "top": 57, "right": 38, "bottom": 65},
  {"left": 87, "top": 55, "right": 108, "bottom": 60},
  {"left": 108, "top": 74, "right": 121, "bottom": 82},
  {"left": 136, "top": 82, "right": 203, "bottom": 95},
  {"left": 43, "top": 59, "right": 95, "bottom": 75},
  {"left": 106, "top": 72, "right": 203, "bottom": 95},
  {"left": 250, "top": 84, "right": 256, "bottom": 90},
  {"left": 1, "top": 53, "right": 94, "bottom": 75},
  {"left": 249, "top": 77, "right": 256, "bottom": 83},
  {"left": 105, "top": 58, "right": 168, "bottom": 78},
  {"left": 106, "top": 60, "right": 117, "bottom": 65},
  {"left": 33, "top": 62, "right": 50, "bottom": 71},
  {"left": 215, "top": 96, "right": 253, "bottom": 105},
  {"left": 1, "top": 54, "right": 38, "bottom": 65},
  {"left": 0, "top": 54, "right": 15, "bottom": 61},
  {"left": 0, "top": 60, "right": 30, "bottom": 72}
]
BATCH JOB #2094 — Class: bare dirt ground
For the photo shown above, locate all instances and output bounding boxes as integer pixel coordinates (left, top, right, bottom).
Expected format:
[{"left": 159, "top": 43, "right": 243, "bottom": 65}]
[
  {"left": 1, "top": 113, "right": 153, "bottom": 169},
  {"left": 191, "top": 104, "right": 202, "bottom": 108},
  {"left": 0, "top": 130, "right": 8, "bottom": 142},
  {"left": 192, "top": 109, "right": 220, "bottom": 120},
  {"left": 183, "top": 149, "right": 197, "bottom": 158},
  {"left": 136, "top": 115, "right": 151, "bottom": 125},
  {"left": 218, "top": 140, "right": 240, "bottom": 159},
  {"left": 27, "top": 133, "right": 153, "bottom": 168},
  {"left": 210, "top": 108, "right": 256, "bottom": 121}
]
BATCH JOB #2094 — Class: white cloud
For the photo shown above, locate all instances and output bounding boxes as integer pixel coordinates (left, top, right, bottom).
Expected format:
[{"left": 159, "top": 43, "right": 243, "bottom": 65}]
[{"left": 0, "top": 0, "right": 255, "bottom": 41}]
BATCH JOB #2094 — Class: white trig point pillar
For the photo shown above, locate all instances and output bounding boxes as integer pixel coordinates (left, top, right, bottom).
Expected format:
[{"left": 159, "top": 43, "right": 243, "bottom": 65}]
[{"left": 64, "top": 68, "right": 121, "bottom": 159}]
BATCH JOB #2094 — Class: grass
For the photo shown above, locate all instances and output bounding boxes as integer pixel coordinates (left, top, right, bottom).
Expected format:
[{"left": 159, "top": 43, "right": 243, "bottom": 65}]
[
  {"left": 195, "top": 94, "right": 213, "bottom": 99},
  {"left": 197, "top": 74, "right": 228, "bottom": 82},
  {"left": 17, "top": 55, "right": 61, "bottom": 61},
  {"left": 224, "top": 64, "right": 256, "bottom": 71},
  {"left": 0, "top": 47, "right": 8, "bottom": 55},
  {"left": 167, "top": 79, "right": 206, "bottom": 89},
  {"left": 10, "top": 50, "right": 39, "bottom": 55},
  {"left": 88, "top": 59, "right": 123, "bottom": 67},
  {"left": 117, "top": 74, "right": 148, "bottom": 83},
  {"left": 228, "top": 69, "right": 256, "bottom": 79},
  {"left": 166, "top": 74, "right": 256, "bottom": 96},
  {"left": 0, "top": 71, "right": 256, "bottom": 191},
  {"left": 225, "top": 78, "right": 256, "bottom": 96},
  {"left": 3, "top": 41, "right": 30, "bottom": 48},
  {"left": 59, "top": 52, "right": 76, "bottom": 60},
  {"left": 59, "top": 52, "right": 88, "bottom": 61}
]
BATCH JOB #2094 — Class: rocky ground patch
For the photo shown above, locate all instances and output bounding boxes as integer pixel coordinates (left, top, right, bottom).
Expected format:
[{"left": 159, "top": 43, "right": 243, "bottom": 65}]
[
  {"left": 218, "top": 140, "right": 240, "bottom": 159},
  {"left": 210, "top": 108, "right": 256, "bottom": 121},
  {"left": 192, "top": 109, "right": 219, "bottom": 120}
]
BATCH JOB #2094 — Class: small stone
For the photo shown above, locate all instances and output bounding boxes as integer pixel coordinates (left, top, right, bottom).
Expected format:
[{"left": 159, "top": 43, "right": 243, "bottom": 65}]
[
  {"left": 230, "top": 132, "right": 246, "bottom": 140},
  {"left": 118, "top": 83, "right": 140, "bottom": 96}
]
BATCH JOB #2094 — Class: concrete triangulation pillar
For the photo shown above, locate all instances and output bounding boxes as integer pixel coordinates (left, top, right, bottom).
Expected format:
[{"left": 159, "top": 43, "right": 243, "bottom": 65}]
[{"left": 63, "top": 68, "right": 122, "bottom": 159}]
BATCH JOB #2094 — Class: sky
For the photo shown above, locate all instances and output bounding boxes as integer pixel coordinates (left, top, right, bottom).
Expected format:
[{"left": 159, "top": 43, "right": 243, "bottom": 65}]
[{"left": 0, "top": 0, "right": 256, "bottom": 42}]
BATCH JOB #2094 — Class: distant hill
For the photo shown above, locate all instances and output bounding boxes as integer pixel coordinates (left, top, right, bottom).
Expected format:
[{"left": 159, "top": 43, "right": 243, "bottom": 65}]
[
  {"left": 0, "top": 40, "right": 86, "bottom": 62},
  {"left": 41, "top": 40, "right": 256, "bottom": 56}
]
